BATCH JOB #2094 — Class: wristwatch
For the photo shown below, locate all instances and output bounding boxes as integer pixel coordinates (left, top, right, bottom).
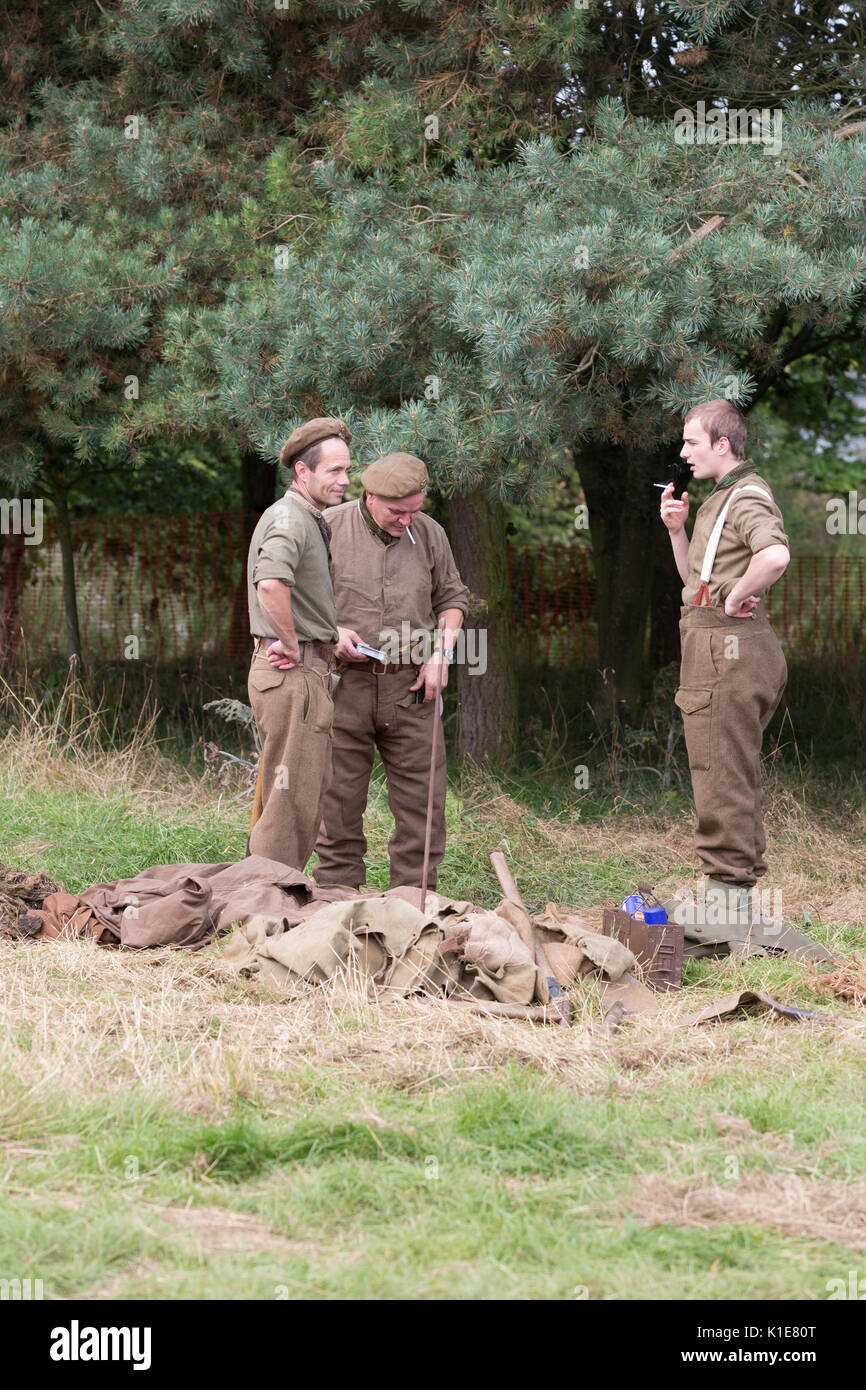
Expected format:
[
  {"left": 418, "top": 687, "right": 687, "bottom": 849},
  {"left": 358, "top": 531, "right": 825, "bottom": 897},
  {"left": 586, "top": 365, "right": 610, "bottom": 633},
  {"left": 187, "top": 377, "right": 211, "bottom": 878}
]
[{"left": 435, "top": 647, "right": 455, "bottom": 665}]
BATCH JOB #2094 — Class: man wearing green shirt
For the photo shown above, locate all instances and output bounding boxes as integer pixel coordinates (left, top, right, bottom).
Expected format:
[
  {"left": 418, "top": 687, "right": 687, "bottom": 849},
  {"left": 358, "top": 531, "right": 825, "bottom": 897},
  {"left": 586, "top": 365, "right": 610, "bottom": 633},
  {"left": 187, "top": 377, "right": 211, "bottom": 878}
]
[{"left": 246, "top": 416, "right": 351, "bottom": 870}]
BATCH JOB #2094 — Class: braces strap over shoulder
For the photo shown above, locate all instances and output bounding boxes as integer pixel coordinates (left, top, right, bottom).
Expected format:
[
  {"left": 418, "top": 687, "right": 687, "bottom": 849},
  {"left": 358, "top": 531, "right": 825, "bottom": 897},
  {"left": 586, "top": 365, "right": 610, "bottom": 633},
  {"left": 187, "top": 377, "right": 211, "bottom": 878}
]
[{"left": 698, "top": 484, "right": 772, "bottom": 588}]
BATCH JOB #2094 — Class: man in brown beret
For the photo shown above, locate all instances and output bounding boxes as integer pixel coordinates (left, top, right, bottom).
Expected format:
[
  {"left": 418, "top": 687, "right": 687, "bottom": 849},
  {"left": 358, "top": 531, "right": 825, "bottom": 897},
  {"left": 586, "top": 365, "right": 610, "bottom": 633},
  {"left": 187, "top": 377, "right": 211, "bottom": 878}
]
[
  {"left": 305, "top": 452, "right": 469, "bottom": 890},
  {"left": 246, "top": 417, "right": 351, "bottom": 870}
]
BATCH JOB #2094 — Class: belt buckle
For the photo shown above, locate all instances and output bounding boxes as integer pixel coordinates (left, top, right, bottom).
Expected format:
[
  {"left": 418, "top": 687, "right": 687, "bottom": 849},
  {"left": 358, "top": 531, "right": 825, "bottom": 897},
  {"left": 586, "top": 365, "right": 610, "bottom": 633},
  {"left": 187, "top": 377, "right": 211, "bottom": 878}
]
[{"left": 372, "top": 659, "right": 388, "bottom": 676}]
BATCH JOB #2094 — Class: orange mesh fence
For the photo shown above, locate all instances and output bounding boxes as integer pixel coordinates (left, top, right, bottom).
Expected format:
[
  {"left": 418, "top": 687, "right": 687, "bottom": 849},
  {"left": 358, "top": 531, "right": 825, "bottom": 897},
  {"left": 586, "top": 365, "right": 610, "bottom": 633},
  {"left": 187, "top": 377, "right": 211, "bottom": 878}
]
[
  {"left": 1, "top": 511, "right": 252, "bottom": 665},
  {"left": 1, "top": 513, "right": 863, "bottom": 667}
]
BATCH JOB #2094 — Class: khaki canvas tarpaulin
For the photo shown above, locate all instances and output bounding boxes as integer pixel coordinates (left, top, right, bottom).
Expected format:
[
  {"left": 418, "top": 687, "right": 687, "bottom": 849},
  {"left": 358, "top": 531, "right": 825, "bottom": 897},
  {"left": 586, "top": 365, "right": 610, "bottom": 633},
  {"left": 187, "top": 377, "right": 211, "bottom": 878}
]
[
  {"left": 678, "top": 989, "right": 834, "bottom": 1027},
  {"left": 534, "top": 903, "right": 636, "bottom": 981},
  {"left": 224, "top": 896, "right": 446, "bottom": 999},
  {"left": 222, "top": 885, "right": 629, "bottom": 1005},
  {"left": 438, "top": 910, "right": 537, "bottom": 1004}
]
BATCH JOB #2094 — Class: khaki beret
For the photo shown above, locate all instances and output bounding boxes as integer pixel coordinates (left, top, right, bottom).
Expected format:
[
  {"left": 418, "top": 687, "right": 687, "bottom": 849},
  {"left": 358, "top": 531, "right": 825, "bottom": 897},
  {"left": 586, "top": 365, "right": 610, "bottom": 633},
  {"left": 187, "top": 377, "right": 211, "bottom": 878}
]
[
  {"left": 360, "top": 452, "right": 429, "bottom": 498},
  {"left": 279, "top": 416, "right": 352, "bottom": 469}
]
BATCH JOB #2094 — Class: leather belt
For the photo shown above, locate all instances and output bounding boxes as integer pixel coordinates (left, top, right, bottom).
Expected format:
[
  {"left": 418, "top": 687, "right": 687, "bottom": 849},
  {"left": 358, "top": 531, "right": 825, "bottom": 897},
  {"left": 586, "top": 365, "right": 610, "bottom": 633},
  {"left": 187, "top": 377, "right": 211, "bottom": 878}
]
[
  {"left": 346, "top": 658, "right": 419, "bottom": 675},
  {"left": 253, "top": 637, "right": 334, "bottom": 663}
]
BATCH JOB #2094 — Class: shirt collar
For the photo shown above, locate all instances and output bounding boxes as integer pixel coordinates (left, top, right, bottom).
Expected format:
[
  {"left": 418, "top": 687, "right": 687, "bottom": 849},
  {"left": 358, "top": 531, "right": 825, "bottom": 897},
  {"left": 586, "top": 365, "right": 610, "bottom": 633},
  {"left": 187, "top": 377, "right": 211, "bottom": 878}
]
[
  {"left": 360, "top": 495, "right": 399, "bottom": 546},
  {"left": 708, "top": 459, "right": 755, "bottom": 498},
  {"left": 286, "top": 485, "right": 332, "bottom": 555},
  {"left": 286, "top": 485, "right": 323, "bottom": 518}
]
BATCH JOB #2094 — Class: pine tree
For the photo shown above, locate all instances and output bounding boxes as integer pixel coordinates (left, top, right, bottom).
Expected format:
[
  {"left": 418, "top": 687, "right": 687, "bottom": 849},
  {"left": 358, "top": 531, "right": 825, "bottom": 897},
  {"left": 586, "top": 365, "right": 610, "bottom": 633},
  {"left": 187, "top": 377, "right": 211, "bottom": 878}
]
[
  {"left": 182, "top": 103, "right": 866, "bottom": 724},
  {"left": 0, "top": 197, "right": 185, "bottom": 660},
  {"left": 447, "top": 101, "right": 866, "bottom": 705},
  {"left": 157, "top": 1, "right": 866, "bottom": 748},
  {"left": 0, "top": 5, "right": 291, "bottom": 660},
  {"left": 3, "top": 1, "right": 863, "bottom": 746}
]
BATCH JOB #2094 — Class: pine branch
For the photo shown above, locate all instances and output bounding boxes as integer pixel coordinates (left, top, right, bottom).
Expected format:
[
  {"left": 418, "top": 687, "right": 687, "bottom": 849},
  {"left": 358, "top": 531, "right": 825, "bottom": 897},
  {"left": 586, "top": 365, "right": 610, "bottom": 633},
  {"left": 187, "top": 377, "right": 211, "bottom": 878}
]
[
  {"left": 253, "top": 214, "right": 314, "bottom": 241},
  {"left": 666, "top": 214, "right": 725, "bottom": 263}
]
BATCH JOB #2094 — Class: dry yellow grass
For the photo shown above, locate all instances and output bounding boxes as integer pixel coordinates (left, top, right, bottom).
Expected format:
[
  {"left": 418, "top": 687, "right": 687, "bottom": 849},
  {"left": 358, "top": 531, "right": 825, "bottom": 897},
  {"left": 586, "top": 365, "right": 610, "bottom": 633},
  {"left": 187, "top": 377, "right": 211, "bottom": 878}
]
[
  {"left": 632, "top": 1171, "right": 866, "bottom": 1251},
  {"left": 2, "top": 931, "right": 863, "bottom": 1128}
]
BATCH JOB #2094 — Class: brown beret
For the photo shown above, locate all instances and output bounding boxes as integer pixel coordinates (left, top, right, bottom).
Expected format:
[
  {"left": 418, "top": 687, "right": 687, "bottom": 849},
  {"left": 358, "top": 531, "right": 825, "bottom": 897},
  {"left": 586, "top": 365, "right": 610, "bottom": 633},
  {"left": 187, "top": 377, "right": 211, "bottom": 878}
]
[
  {"left": 279, "top": 416, "right": 352, "bottom": 469},
  {"left": 360, "top": 452, "right": 429, "bottom": 498}
]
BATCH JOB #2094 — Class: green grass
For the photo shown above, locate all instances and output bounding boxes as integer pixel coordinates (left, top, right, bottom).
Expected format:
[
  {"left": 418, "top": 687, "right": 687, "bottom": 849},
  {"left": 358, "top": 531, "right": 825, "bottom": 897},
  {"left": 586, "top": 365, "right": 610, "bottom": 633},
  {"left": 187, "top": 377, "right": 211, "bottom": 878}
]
[
  {"left": 3, "top": 1037, "right": 865, "bottom": 1300},
  {"left": 1, "top": 706, "right": 865, "bottom": 1300}
]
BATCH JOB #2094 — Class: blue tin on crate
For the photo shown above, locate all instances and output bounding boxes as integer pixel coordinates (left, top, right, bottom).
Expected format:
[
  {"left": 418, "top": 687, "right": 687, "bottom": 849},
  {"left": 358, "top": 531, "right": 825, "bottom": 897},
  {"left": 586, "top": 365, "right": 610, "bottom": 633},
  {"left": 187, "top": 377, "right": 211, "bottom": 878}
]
[{"left": 621, "top": 892, "right": 668, "bottom": 925}]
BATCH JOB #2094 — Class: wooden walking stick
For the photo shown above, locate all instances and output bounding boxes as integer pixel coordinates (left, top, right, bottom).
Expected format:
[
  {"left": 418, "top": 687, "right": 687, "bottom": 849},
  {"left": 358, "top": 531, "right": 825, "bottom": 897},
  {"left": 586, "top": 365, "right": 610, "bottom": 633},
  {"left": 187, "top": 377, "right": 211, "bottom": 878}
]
[
  {"left": 250, "top": 756, "right": 264, "bottom": 833},
  {"left": 419, "top": 619, "right": 446, "bottom": 917}
]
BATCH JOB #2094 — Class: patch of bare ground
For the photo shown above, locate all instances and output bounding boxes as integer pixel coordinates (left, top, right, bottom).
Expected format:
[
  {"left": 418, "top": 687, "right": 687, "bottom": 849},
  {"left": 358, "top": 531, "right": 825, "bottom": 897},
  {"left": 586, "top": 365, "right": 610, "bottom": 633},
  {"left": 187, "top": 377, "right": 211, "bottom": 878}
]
[
  {"left": 150, "top": 1204, "right": 298, "bottom": 1254},
  {"left": 631, "top": 1170, "right": 866, "bottom": 1252}
]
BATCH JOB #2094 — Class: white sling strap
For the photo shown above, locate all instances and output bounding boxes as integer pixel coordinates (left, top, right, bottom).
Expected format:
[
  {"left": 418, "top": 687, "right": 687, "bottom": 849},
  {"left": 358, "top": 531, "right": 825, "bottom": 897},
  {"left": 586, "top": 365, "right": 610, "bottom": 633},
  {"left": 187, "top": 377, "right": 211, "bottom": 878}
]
[{"left": 699, "top": 484, "right": 772, "bottom": 584}]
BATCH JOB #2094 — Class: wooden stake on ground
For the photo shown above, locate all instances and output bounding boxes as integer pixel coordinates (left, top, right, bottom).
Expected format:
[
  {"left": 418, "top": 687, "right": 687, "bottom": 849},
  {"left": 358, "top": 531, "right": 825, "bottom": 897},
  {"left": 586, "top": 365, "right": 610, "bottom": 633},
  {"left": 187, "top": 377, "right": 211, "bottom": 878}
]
[{"left": 490, "top": 850, "right": 573, "bottom": 1027}]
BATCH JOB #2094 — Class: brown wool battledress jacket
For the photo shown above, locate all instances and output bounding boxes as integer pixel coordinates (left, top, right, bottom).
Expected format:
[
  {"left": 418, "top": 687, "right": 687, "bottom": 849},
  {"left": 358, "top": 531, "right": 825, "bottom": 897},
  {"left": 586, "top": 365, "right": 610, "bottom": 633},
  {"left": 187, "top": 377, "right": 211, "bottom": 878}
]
[
  {"left": 322, "top": 499, "right": 469, "bottom": 650},
  {"left": 681, "top": 462, "right": 789, "bottom": 611}
]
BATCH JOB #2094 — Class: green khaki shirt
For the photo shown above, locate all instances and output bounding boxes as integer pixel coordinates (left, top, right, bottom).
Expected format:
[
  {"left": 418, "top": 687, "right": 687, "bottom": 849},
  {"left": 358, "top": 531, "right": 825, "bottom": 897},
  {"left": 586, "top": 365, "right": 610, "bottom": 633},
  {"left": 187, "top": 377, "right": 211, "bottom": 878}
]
[
  {"left": 682, "top": 465, "right": 789, "bottom": 610},
  {"left": 322, "top": 500, "right": 469, "bottom": 654},
  {"left": 247, "top": 489, "right": 338, "bottom": 642}
]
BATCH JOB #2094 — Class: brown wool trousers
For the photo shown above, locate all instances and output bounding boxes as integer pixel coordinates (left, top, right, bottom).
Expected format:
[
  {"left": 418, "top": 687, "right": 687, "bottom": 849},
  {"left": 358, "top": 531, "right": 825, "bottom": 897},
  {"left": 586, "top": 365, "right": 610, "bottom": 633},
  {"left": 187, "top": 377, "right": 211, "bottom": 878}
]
[
  {"left": 247, "top": 648, "right": 334, "bottom": 872},
  {"left": 313, "top": 666, "right": 447, "bottom": 890},
  {"left": 675, "top": 606, "right": 787, "bottom": 887}
]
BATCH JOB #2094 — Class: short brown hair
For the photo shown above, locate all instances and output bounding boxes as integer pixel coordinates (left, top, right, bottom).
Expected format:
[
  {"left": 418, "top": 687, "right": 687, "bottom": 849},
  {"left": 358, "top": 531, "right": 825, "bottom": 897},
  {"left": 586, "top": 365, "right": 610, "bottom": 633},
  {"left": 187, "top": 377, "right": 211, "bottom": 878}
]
[
  {"left": 291, "top": 438, "right": 330, "bottom": 479},
  {"left": 684, "top": 400, "right": 747, "bottom": 459}
]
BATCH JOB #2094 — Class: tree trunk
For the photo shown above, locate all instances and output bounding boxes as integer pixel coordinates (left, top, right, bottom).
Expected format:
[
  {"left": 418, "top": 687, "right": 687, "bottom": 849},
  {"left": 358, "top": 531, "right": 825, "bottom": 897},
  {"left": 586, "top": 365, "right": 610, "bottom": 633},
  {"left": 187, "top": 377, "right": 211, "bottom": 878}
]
[
  {"left": 446, "top": 489, "right": 519, "bottom": 765},
  {"left": 0, "top": 519, "right": 26, "bottom": 663},
  {"left": 227, "top": 451, "right": 277, "bottom": 660},
  {"left": 44, "top": 463, "right": 85, "bottom": 670},
  {"left": 576, "top": 443, "right": 676, "bottom": 717},
  {"left": 650, "top": 522, "right": 683, "bottom": 668},
  {"left": 241, "top": 451, "right": 277, "bottom": 515}
]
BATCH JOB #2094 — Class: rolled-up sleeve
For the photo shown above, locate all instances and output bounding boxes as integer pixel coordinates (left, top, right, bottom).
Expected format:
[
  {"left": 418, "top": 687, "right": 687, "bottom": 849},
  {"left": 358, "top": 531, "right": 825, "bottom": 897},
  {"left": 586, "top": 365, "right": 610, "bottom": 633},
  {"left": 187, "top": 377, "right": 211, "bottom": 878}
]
[
  {"left": 731, "top": 495, "right": 789, "bottom": 556},
  {"left": 252, "top": 515, "right": 306, "bottom": 588}
]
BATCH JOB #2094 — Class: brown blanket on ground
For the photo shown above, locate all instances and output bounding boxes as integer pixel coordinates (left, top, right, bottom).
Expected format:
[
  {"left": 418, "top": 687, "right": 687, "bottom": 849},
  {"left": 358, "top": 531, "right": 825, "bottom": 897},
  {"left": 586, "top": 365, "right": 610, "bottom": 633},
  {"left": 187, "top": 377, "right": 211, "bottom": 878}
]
[{"left": 19, "top": 856, "right": 347, "bottom": 951}]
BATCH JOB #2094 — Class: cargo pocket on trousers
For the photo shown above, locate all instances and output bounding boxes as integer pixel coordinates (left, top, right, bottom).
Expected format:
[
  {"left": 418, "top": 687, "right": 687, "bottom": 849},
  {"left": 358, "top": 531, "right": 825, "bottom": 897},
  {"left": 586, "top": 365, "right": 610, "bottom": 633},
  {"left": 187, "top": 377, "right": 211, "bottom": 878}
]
[
  {"left": 302, "top": 670, "right": 334, "bottom": 735},
  {"left": 674, "top": 687, "right": 713, "bottom": 772},
  {"left": 395, "top": 688, "right": 433, "bottom": 729},
  {"left": 248, "top": 663, "right": 287, "bottom": 694}
]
